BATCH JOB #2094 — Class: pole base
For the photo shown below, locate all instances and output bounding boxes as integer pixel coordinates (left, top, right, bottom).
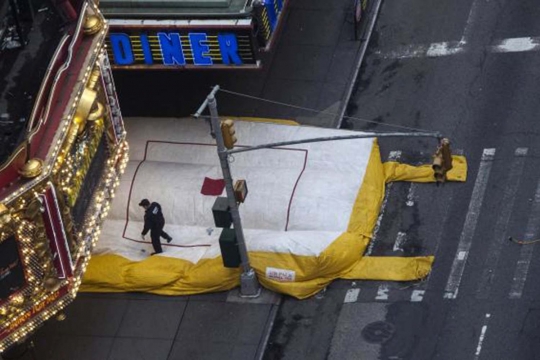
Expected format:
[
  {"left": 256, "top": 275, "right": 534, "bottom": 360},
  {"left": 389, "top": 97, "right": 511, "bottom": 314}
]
[{"left": 240, "top": 269, "right": 261, "bottom": 298}]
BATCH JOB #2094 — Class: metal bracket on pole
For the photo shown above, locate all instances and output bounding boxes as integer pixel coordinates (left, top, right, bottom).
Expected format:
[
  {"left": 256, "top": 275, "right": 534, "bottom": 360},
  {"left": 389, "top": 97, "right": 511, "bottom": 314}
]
[{"left": 193, "top": 86, "right": 221, "bottom": 139}]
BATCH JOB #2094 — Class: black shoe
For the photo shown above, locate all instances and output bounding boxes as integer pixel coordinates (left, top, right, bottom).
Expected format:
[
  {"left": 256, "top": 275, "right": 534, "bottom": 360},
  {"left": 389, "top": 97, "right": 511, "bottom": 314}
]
[
  {"left": 150, "top": 251, "right": 162, "bottom": 256},
  {"left": 166, "top": 237, "right": 173, "bottom": 243}
]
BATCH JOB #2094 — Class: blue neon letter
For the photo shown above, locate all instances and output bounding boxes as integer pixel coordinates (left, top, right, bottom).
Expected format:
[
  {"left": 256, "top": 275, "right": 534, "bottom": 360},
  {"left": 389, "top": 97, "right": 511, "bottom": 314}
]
[
  {"left": 109, "top": 33, "right": 134, "bottom": 65},
  {"left": 265, "top": 0, "right": 278, "bottom": 30},
  {"left": 140, "top": 34, "right": 153, "bottom": 65},
  {"left": 158, "top": 32, "right": 185, "bottom": 65},
  {"left": 218, "top": 33, "right": 242, "bottom": 65},
  {"left": 189, "top": 33, "right": 213, "bottom": 66}
]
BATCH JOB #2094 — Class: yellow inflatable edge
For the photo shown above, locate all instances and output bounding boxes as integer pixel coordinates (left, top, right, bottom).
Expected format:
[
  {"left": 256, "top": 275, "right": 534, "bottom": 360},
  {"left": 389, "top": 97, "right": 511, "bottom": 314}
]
[{"left": 81, "top": 139, "right": 467, "bottom": 299}]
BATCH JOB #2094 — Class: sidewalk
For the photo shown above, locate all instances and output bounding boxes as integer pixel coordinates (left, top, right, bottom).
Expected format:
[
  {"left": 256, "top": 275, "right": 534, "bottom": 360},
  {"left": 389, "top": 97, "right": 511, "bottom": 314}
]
[
  {"left": 3, "top": 1, "right": 371, "bottom": 359},
  {"left": 17, "top": 290, "right": 280, "bottom": 360},
  {"left": 249, "top": 0, "right": 364, "bottom": 128}
]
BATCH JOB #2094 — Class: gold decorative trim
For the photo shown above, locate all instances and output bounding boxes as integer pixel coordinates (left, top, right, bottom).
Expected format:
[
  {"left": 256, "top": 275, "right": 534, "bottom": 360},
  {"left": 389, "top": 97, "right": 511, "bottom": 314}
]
[
  {"left": 88, "top": 102, "right": 104, "bottom": 122},
  {"left": 0, "top": 203, "right": 11, "bottom": 226},
  {"left": 19, "top": 158, "right": 44, "bottom": 179},
  {"left": 87, "top": 68, "right": 101, "bottom": 90},
  {"left": 74, "top": 88, "right": 97, "bottom": 134},
  {"left": 83, "top": 14, "right": 102, "bottom": 36}
]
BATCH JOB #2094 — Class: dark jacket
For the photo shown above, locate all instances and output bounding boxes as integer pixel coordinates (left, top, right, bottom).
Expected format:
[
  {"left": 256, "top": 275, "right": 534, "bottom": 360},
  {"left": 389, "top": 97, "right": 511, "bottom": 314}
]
[{"left": 142, "top": 202, "right": 165, "bottom": 235}]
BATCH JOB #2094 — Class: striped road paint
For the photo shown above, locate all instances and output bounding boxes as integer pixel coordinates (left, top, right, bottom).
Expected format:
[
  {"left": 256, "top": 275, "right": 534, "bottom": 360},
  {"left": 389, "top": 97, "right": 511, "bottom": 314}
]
[
  {"left": 344, "top": 288, "right": 361, "bottom": 303},
  {"left": 393, "top": 232, "right": 407, "bottom": 252},
  {"left": 444, "top": 149, "right": 495, "bottom": 299},
  {"left": 474, "top": 314, "right": 491, "bottom": 360},
  {"left": 376, "top": 36, "right": 540, "bottom": 59},
  {"left": 476, "top": 148, "right": 527, "bottom": 299},
  {"left": 509, "top": 179, "right": 540, "bottom": 299}
]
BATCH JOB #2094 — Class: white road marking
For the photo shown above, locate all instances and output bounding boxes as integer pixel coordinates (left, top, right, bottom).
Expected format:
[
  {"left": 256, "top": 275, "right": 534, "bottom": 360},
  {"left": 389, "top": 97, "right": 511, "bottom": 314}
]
[
  {"left": 344, "top": 288, "right": 360, "bottom": 303},
  {"left": 377, "top": 36, "right": 540, "bottom": 59},
  {"left": 490, "top": 37, "right": 540, "bottom": 53},
  {"left": 406, "top": 183, "right": 416, "bottom": 206},
  {"left": 460, "top": 0, "right": 481, "bottom": 44},
  {"left": 427, "top": 41, "right": 464, "bottom": 57},
  {"left": 367, "top": 151, "right": 402, "bottom": 256},
  {"left": 509, "top": 179, "right": 540, "bottom": 299},
  {"left": 375, "top": 285, "right": 389, "bottom": 300},
  {"left": 393, "top": 232, "right": 407, "bottom": 252},
  {"left": 410, "top": 290, "right": 425, "bottom": 302},
  {"left": 474, "top": 314, "right": 491, "bottom": 359},
  {"left": 444, "top": 149, "right": 495, "bottom": 299},
  {"left": 477, "top": 148, "right": 527, "bottom": 299},
  {"left": 377, "top": 42, "right": 463, "bottom": 59}
]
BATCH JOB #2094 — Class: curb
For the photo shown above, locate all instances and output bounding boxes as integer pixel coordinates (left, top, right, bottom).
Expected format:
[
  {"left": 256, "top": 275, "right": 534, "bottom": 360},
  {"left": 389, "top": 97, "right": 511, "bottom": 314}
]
[
  {"left": 255, "top": 297, "right": 282, "bottom": 360},
  {"left": 333, "top": 0, "right": 385, "bottom": 129}
]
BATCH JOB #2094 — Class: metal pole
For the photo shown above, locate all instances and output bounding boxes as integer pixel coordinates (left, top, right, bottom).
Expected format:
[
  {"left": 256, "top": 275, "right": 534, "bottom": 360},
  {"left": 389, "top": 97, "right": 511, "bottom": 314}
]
[
  {"left": 193, "top": 86, "right": 220, "bottom": 139},
  {"left": 207, "top": 90, "right": 261, "bottom": 298},
  {"left": 227, "top": 131, "right": 442, "bottom": 155}
]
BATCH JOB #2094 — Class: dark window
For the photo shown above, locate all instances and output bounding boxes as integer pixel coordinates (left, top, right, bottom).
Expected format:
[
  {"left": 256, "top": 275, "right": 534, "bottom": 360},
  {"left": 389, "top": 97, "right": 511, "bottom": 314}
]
[
  {"left": 0, "top": 235, "right": 26, "bottom": 301},
  {"left": 72, "top": 133, "right": 109, "bottom": 230}
]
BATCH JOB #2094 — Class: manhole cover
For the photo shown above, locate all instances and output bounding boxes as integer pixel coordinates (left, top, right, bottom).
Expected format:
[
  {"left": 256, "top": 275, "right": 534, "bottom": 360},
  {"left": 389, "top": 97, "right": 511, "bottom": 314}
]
[{"left": 361, "top": 321, "right": 395, "bottom": 344}]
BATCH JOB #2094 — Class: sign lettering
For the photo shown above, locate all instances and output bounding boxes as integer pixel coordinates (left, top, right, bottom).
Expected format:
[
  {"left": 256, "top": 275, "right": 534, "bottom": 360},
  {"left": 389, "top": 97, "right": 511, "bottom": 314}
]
[
  {"left": 106, "top": 29, "right": 257, "bottom": 68},
  {"left": 0, "top": 286, "right": 67, "bottom": 341},
  {"left": 266, "top": 267, "right": 296, "bottom": 282}
]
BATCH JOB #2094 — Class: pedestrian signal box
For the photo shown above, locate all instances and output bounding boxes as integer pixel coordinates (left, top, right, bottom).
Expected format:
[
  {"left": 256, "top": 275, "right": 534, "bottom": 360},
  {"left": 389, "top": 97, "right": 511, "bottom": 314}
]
[
  {"left": 234, "top": 179, "right": 248, "bottom": 203},
  {"left": 219, "top": 228, "right": 241, "bottom": 268},
  {"left": 212, "top": 197, "right": 232, "bottom": 228}
]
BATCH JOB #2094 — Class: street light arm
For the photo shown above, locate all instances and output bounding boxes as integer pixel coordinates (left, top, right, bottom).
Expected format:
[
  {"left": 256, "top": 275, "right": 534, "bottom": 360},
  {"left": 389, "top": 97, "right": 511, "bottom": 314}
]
[
  {"left": 192, "top": 85, "right": 221, "bottom": 119},
  {"left": 227, "top": 131, "right": 443, "bottom": 155}
]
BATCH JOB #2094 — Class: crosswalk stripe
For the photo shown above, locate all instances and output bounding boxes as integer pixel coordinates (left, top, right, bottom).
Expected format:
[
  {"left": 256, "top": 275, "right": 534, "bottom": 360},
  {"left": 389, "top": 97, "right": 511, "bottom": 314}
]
[
  {"left": 420, "top": 149, "right": 464, "bottom": 292},
  {"left": 375, "top": 285, "right": 389, "bottom": 300},
  {"left": 476, "top": 148, "right": 527, "bottom": 299},
  {"left": 410, "top": 290, "right": 425, "bottom": 302},
  {"left": 344, "top": 288, "right": 360, "bottom": 303},
  {"left": 444, "top": 148, "right": 495, "bottom": 299},
  {"left": 508, "top": 179, "right": 540, "bottom": 299}
]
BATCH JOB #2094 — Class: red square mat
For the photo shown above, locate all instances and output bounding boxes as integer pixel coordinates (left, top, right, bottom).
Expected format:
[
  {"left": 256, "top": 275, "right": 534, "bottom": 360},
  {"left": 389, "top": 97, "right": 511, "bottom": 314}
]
[{"left": 200, "top": 177, "right": 225, "bottom": 196}]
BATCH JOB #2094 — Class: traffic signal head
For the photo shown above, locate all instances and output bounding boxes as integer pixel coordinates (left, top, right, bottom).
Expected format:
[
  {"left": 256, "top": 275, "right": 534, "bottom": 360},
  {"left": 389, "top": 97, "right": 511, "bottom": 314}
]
[
  {"left": 220, "top": 119, "right": 237, "bottom": 149},
  {"left": 432, "top": 138, "right": 453, "bottom": 184},
  {"left": 432, "top": 151, "right": 445, "bottom": 184}
]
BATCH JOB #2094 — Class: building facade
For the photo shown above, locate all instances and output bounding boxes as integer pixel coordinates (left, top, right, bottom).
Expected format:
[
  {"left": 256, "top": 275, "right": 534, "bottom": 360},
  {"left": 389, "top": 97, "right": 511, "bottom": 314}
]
[{"left": 0, "top": 0, "right": 127, "bottom": 352}]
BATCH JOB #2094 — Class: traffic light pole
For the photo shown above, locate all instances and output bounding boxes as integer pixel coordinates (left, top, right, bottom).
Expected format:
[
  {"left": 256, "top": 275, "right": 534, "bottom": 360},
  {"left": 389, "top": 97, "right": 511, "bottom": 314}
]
[
  {"left": 206, "top": 91, "right": 261, "bottom": 298},
  {"left": 195, "top": 85, "right": 447, "bottom": 298}
]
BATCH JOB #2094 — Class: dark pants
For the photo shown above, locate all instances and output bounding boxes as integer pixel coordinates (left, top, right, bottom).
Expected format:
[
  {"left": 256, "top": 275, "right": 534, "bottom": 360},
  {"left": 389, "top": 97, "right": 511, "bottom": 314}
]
[{"left": 150, "top": 228, "right": 171, "bottom": 253}]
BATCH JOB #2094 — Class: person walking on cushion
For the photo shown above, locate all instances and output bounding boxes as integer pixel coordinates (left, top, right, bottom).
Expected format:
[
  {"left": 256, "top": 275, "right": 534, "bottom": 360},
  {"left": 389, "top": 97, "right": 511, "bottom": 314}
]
[{"left": 139, "top": 199, "right": 172, "bottom": 255}]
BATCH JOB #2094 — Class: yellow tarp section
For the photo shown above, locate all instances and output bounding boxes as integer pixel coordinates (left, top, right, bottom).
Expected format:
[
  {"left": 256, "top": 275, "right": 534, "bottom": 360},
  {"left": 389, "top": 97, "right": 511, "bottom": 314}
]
[
  {"left": 81, "top": 140, "right": 467, "bottom": 299},
  {"left": 383, "top": 155, "right": 467, "bottom": 183},
  {"left": 83, "top": 254, "right": 240, "bottom": 295}
]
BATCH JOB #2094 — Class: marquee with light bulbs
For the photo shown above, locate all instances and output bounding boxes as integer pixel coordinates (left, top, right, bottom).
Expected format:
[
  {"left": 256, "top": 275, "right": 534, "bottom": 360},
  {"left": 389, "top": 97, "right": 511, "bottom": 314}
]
[{"left": 0, "top": 0, "right": 128, "bottom": 352}]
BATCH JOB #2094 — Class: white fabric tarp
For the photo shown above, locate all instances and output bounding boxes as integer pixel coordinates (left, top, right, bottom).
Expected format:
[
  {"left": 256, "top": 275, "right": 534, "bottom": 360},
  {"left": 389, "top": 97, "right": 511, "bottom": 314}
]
[{"left": 95, "top": 117, "right": 375, "bottom": 262}]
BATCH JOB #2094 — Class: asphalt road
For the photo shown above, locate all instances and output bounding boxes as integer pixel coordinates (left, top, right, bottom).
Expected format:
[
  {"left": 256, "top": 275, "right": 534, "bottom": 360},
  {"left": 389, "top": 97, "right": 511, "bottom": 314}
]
[{"left": 320, "top": 0, "right": 540, "bottom": 358}]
